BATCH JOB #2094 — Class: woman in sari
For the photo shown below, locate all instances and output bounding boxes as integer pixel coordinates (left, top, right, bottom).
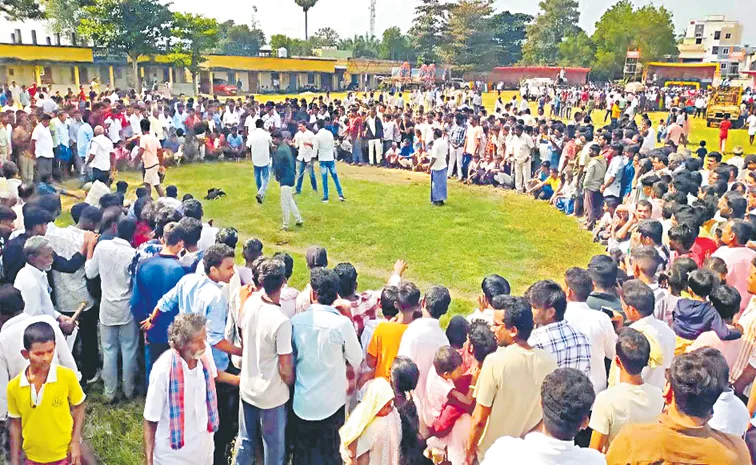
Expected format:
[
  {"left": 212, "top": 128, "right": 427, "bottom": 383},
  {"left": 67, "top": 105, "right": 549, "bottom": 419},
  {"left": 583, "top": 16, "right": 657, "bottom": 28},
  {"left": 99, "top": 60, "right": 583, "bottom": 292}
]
[{"left": 340, "top": 377, "right": 402, "bottom": 465}]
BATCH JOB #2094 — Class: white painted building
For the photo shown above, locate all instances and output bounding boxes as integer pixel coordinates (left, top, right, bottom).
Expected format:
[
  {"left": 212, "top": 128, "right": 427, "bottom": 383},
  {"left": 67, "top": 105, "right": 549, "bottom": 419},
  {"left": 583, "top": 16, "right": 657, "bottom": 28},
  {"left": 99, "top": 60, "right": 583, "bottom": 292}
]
[{"left": 678, "top": 15, "right": 747, "bottom": 79}]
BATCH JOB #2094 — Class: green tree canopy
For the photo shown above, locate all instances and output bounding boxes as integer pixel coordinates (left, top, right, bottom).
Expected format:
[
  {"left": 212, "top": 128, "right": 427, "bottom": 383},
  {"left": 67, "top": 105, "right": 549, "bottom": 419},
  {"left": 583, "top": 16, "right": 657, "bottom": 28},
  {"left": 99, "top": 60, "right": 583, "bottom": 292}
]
[
  {"left": 293, "top": 0, "right": 319, "bottom": 39},
  {"left": 339, "top": 34, "right": 380, "bottom": 59},
  {"left": 379, "top": 27, "right": 414, "bottom": 61},
  {"left": 216, "top": 20, "right": 265, "bottom": 57},
  {"left": 310, "top": 27, "right": 340, "bottom": 48},
  {"left": 440, "top": 0, "right": 497, "bottom": 71},
  {"left": 408, "top": 0, "right": 450, "bottom": 64},
  {"left": 521, "top": 0, "right": 580, "bottom": 64},
  {"left": 77, "top": 0, "right": 173, "bottom": 91},
  {"left": 170, "top": 12, "right": 220, "bottom": 94},
  {"left": 558, "top": 30, "right": 596, "bottom": 67},
  {"left": 590, "top": 0, "right": 677, "bottom": 80},
  {"left": 270, "top": 34, "right": 313, "bottom": 56},
  {"left": 0, "top": 0, "right": 43, "bottom": 20},
  {"left": 489, "top": 11, "right": 532, "bottom": 66}
]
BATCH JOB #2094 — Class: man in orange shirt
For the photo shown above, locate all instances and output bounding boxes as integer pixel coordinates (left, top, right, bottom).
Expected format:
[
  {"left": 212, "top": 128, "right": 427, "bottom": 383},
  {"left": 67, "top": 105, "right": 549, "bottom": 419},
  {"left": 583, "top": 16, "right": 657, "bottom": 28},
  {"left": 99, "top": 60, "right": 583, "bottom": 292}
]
[
  {"left": 720, "top": 116, "right": 732, "bottom": 154},
  {"left": 364, "top": 281, "right": 420, "bottom": 381},
  {"left": 606, "top": 348, "right": 750, "bottom": 465}
]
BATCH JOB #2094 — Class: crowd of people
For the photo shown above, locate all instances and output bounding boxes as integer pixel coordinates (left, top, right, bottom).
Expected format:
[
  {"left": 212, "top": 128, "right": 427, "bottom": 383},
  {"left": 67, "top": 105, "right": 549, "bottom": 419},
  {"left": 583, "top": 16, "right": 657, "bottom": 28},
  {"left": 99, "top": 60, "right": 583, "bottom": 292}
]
[{"left": 0, "top": 77, "right": 755, "bottom": 465}]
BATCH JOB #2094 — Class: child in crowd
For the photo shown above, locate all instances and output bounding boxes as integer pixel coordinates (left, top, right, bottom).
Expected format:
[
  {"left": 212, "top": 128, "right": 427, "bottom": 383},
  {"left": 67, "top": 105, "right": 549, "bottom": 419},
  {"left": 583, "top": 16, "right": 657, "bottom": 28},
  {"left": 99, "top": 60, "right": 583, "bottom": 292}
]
[
  {"left": 687, "top": 285, "right": 743, "bottom": 373},
  {"left": 672, "top": 269, "right": 741, "bottom": 354},
  {"left": 703, "top": 256, "right": 728, "bottom": 285},
  {"left": 7, "top": 322, "right": 87, "bottom": 465},
  {"left": 339, "top": 377, "right": 401, "bottom": 465},
  {"left": 424, "top": 347, "right": 474, "bottom": 465},
  {"left": 696, "top": 140, "right": 707, "bottom": 159},
  {"left": 552, "top": 171, "right": 576, "bottom": 214}
]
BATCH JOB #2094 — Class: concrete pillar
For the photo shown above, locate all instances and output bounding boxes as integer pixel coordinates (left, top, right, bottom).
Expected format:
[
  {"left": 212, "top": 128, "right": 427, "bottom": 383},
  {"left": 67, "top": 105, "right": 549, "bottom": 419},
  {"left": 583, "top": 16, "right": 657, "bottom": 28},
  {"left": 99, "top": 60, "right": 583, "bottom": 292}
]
[
  {"left": 74, "top": 65, "right": 80, "bottom": 87},
  {"left": 108, "top": 65, "right": 114, "bottom": 87},
  {"left": 168, "top": 67, "right": 173, "bottom": 85},
  {"left": 34, "top": 66, "right": 41, "bottom": 86}
]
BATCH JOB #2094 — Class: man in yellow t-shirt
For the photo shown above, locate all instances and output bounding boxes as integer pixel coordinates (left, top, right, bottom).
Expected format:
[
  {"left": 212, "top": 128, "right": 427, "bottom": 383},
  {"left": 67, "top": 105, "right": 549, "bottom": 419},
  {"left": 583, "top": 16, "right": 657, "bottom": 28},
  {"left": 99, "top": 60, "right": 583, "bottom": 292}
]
[
  {"left": 7, "top": 321, "right": 86, "bottom": 465},
  {"left": 365, "top": 281, "right": 420, "bottom": 381}
]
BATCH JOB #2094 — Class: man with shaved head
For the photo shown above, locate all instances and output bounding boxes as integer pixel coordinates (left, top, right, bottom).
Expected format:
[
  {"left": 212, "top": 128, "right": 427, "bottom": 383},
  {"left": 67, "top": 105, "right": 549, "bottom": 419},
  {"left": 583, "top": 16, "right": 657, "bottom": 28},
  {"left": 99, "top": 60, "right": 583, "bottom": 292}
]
[{"left": 86, "top": 125, "right": 114, "bottom": 184}]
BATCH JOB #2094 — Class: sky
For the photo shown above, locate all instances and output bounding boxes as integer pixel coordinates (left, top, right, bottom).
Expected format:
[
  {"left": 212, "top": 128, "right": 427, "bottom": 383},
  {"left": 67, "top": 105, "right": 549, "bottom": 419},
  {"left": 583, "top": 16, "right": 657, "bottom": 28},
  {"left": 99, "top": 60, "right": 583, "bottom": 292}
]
[
  {"left": 0, "top": 0, "right": 753, "bottom": 46},
  {"left": 174, "top": 0, "right": 756, "bottom": 45}
]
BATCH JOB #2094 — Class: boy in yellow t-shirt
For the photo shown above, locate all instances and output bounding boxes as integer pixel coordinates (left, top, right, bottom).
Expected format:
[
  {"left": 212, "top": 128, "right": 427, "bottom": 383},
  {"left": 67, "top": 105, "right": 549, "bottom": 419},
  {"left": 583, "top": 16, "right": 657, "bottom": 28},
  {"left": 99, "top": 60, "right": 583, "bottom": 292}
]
[{"left": 7, "top": 321, "right": 86, "bottom": 465}]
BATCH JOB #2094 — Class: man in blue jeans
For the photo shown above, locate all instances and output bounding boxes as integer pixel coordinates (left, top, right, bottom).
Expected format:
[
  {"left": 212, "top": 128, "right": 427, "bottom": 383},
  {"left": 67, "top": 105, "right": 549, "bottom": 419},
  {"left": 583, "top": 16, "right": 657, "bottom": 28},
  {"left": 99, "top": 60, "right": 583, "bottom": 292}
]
[
  {"left": 293, "top": 122, "right": 317, "bottom": 194},
  {"left": 235, "top": 258, "right": 294, "bottom": 465},
  {"left": 247, "top": 119, "right": 272, "bottom": 203},
  {"left": 313, "top": 118, "right": 346, "bottom": 203}
]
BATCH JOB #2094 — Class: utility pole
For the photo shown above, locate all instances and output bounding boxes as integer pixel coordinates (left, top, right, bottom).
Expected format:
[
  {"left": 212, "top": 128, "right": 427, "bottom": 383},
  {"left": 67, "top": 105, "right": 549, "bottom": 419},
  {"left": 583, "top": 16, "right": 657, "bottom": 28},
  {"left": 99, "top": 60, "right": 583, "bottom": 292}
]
[{"left": 369, "top": 0, "right": 376, "bottom": 38}]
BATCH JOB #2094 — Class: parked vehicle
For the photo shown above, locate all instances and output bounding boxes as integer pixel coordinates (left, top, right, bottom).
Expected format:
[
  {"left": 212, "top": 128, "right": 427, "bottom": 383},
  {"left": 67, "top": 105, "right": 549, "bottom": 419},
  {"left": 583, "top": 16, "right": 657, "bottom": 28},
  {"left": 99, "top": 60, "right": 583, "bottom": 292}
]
[
  {"left": 707, "top": 87, "right": 745, "bottom": 128},
  {"left": 202, "top": 78, "right": 239, "bottom": 96}
]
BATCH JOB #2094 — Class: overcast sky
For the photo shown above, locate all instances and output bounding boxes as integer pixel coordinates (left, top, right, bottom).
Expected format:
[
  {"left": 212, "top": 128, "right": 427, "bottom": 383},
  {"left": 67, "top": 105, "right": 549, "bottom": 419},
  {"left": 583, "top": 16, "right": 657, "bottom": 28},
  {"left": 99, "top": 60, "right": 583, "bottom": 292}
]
[
  {"left": 0, "top": 0, "right": 753, "bottom": 47},
  {"left": 175, "top": 0, "right": 756, "bottom": 45}
]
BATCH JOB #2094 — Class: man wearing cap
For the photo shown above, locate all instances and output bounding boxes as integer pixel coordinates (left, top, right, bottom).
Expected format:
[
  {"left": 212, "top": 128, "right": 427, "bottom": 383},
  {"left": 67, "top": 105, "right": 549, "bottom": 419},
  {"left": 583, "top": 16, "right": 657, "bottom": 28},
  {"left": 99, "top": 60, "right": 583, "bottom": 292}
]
[
  {"left": 728, "top": 146, "right": 745, "bottom": 171},
  {"left": 271, "top": 131, "right": 303, "bottom": 231}
]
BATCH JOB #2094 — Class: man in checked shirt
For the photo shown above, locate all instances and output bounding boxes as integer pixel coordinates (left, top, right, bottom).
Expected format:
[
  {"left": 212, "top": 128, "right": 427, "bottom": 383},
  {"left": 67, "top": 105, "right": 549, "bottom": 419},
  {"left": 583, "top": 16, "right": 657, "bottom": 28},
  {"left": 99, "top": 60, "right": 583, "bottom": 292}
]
[{"left": 526, "top": 279, "right": 592, "bottom": 378}]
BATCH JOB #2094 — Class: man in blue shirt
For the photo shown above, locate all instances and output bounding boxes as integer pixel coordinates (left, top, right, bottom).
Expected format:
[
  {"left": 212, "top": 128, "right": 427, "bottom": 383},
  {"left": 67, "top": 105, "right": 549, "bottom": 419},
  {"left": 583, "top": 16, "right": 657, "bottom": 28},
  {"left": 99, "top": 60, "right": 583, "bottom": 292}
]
[
  {"left": 290, "top": 268, "right": 363, "bottom": 464},
  {"left": 223, "top": 126, "right": 245, "bottom": 160},
  {"left": 130, "top": 221, "right": 187, "bottom": 379},
  {"left": 141, "top": 243, "right": 242, "bottom": 464}
]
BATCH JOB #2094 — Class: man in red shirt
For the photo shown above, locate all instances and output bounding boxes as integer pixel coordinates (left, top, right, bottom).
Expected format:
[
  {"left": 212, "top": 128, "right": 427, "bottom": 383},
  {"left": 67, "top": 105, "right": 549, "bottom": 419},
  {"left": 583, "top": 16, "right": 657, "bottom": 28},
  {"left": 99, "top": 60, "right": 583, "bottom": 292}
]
[{"left": 719, "top": 116, "right": 732, "bottom": 153}]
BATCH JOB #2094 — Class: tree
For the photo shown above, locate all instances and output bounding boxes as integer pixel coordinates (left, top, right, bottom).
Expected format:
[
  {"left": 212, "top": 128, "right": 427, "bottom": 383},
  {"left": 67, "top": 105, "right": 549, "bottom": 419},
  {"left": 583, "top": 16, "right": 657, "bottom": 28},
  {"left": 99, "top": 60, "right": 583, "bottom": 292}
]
[
  {"left": 310, "top": 27, "right": 340, "bottom": 48},
  {"left": 77, "top": 0, "right": 173, "bottom": 92},
  {"left": 270, "top": 34, "right": 313, "bottom": 56},
  {"left": 440, "top": 0, "right": 497, "bottom": 71},
  {"left": 170, "top": 12, "right": 220, "bottom": 95},
  {"left": 590, "top": 0, "right": 677, "bottom": 80},
  {"left": 489, "top": 11, "right": 532, "bottom": 66},
  {"left": 338, "top": 35, "right": 380, "bottom": 59},
  {"left": 293, "top": 0, "right": 319, "bottom": 40},
  {"left": 0, "top": 0, "right": 43, "bottom": 20},
  {"left": 521, "top": 0, "right": 579, "bottom": 64},
  {"left": 558, "top": 30, "right": 595, "bottom": 67},
  {"left": 45, "top": 0, "right": 84, "bottom": 36},
  {"left": 217, "top": 21, "right": 265, "bottom": 57},
  {"left": 379, "top": 27, "right": 414, "bottom": 61},
  {"left": 408, "top": 0, "right": 450, "bottom": 64}
]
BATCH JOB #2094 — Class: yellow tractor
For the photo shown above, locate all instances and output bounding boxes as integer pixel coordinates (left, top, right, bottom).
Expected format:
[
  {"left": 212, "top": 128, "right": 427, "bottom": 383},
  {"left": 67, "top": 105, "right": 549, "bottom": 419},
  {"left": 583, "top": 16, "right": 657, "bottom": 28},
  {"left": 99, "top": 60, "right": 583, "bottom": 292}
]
[{"left": 706, "top": 87, "right": 745, "bottom": 128}]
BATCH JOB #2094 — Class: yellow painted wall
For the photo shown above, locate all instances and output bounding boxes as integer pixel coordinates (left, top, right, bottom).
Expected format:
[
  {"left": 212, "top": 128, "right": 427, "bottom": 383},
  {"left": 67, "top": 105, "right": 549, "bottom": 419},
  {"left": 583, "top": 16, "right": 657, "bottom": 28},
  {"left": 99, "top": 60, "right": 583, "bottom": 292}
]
[
  {"left": 204, "top": 55, "right": 335, "bottom": 73},
  {"left": 0, "top": 44, "right": 92, "bottom": 63}
]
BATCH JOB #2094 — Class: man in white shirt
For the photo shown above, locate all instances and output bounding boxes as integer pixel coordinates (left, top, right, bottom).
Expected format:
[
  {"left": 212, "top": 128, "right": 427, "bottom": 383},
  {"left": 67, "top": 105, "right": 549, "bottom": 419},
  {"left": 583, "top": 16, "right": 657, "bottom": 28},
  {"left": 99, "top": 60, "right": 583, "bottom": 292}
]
[
  {"left": 619, "top": 280, "right": 676, "bottom": 390},
  {"left": 104, "top": 107, "right": 124, "bottom": 144},
  {"left": 588, "top": 328, "right": 664, "bottom": 453},
  {"left": 85, "top": 216, "right": 139, "bottom": 402},
  {"left": 86, "top": 125, "right": 114, "bottom": 184},
  {"left": 247, "top": 119, "right": 272, "bottom": 204},
  {"left": 144, "top": 313, "right": 218, "bottom": 465},
  {"left": 747, "top": 109, "right": 756, "bottom": 146},
  {"left": 293, "top": 122, "right": 317, "bottom": 195},
  {"left": 235, "top": 259, "right": 294, "bottom": 464},
  {"left": 313, "top": 119, "right": 345, "bottom": 202},
  {"left": 12, "top": 236, "right": 75, "bottom": 333},
  {"left": 397, "top": 285, "right": 451, "bottom": 434},
  {"left": 564, "top": 268, "right": 617, "bottom": 394},
  {"left": 429, "top": 128, "right": 448, "bottom": 206},
  {"left": 481, "top": 368, "right": 605, "bottom": 465},
  {"left": 31, "top": 114, "right": 55, "bottom": 180},
  {"left": 0, "top": 284, "right": 79, "bottom": 420},
  {"left": 510, "top": 124, "right": 535, "bottom": 193}
]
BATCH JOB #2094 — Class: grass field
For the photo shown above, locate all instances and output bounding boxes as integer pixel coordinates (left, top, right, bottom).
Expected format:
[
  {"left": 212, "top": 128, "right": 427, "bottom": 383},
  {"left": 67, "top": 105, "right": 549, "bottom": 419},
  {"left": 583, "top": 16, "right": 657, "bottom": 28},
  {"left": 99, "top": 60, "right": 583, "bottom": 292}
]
[{"left": 71, "top": 90, "right": 755, "bottom": 464}]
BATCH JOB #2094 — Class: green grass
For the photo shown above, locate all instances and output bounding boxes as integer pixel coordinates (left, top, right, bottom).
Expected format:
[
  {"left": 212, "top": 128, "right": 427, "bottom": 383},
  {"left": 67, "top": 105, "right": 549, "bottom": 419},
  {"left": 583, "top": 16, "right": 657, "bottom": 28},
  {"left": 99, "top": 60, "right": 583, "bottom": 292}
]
[{"left": 72, "top": 90, "right": 755, "bottom": 464}]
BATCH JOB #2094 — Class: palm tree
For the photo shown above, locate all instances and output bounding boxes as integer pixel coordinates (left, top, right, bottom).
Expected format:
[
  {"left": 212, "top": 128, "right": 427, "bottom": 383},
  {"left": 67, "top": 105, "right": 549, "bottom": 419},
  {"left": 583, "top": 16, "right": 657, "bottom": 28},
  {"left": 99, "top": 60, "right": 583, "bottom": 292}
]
[{"left": 294, "top": 0, "right": 319, "bottom": 40}]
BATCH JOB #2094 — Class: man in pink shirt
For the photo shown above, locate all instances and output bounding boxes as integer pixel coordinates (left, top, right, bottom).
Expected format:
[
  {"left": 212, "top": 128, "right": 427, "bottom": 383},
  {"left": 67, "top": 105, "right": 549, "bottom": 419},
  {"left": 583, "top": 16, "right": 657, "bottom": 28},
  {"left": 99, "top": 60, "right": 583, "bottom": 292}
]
[
  {"left": 712, "top": 220, "right": 756, "bottom": 312},
  {"left": 665, "top": 121, "right": 683, "bottom": 149}
]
